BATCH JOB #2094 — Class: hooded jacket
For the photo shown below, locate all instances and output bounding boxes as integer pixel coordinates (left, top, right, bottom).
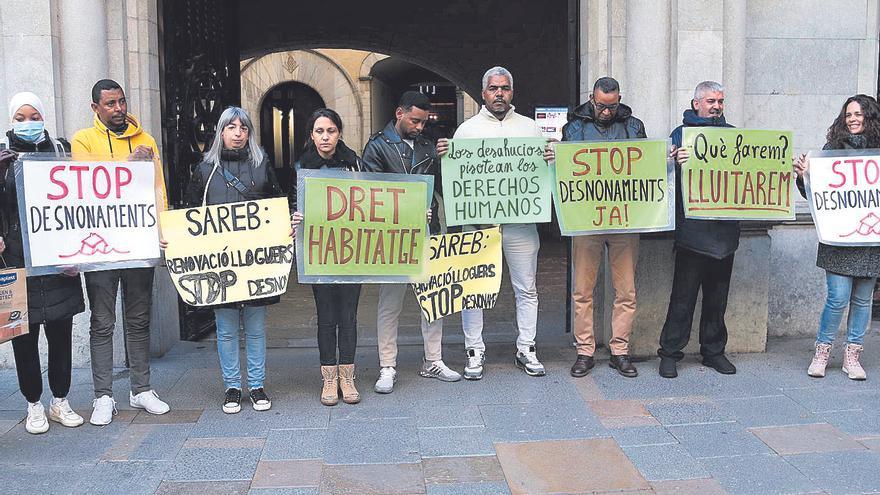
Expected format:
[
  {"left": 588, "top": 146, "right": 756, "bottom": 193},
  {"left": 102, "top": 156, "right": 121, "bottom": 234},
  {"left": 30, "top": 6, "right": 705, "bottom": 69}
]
[
  {"left": 1, "top": 130, "right": 85, "bottom": 324},
  {"left": 71, "top": 113, "right": 168, "bottom": 209},
  {"left": 362, "top": 120, "right": 441, "bottom": 233},
  {"left": 562, "top": 101, "right": 646, "bottom": 141},
  {"left": 670, "top": 109, "right": 739, "bottom": 259}
]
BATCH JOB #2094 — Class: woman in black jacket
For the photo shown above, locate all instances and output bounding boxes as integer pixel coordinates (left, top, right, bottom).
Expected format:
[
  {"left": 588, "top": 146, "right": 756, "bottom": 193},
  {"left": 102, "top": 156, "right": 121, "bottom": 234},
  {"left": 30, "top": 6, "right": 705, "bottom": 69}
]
[
  {"left": 182, "top": 106, "right": 283, "bottom": 414},
  {"left": 794, "top": 94, "right": 880, "bottom": 381},
  {"left": 0, "top": 92, "right": 86, "bottom": 434},
  {"left": 291, "top": 108, "right": 363, "bottom": 406}
]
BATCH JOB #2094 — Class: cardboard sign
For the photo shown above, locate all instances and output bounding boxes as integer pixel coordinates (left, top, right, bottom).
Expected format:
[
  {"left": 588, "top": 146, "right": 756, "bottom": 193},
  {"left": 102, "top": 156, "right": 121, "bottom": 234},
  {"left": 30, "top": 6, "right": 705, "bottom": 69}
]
[
  {"left": 160, "top": 198, "right": 294, "bottom": 306},
  {"left": 535, "top": 107, "right": 568, "bottom": 141},
  {"left": 412, "top": 227, "right": 503, "bottom": 323},
  {"left": 552, "top": 139, "right": 674, "bottom": 235},
  {"left": 0, "top": 269, "right": 29, "bottom": 344},
  {"left": 441, "top": 137, "right": 552, "bottom": 226},
  {"left": 16, "top": 159, "right": 161, "bottom": 275},
  {"left": 296, "top": 168, "right": 433, "bottom": 283},
  {"left": 807, "top": 149, "right": 880, "bottom": 246},
  {"left": 681, "top": 128, "right": 795, "bottom": 220}
]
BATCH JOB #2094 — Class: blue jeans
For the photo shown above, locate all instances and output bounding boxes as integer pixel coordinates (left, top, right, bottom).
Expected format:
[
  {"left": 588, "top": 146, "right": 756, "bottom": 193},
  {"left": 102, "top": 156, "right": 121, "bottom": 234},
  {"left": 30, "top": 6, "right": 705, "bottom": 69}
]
[
  {"left": 817, "top": 272, "right": 876, "bottom": 345},
  {"left": 214, "top": 306, "right": 267, "bottom": 390}
]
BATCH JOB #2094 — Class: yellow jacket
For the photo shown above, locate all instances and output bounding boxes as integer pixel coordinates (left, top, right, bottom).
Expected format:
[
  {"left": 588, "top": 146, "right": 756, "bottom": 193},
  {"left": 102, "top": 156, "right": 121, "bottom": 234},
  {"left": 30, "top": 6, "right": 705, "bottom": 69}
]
[{"left": 71, "top": 113, "right": 168, "bottom": 209}]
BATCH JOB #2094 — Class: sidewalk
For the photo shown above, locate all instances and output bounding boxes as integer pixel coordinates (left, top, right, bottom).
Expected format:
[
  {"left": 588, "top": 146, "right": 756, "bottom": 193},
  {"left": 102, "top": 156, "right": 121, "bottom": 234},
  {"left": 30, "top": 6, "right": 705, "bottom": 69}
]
[{"left": 0, "top": 333, "right": 878, "bottom": 495}]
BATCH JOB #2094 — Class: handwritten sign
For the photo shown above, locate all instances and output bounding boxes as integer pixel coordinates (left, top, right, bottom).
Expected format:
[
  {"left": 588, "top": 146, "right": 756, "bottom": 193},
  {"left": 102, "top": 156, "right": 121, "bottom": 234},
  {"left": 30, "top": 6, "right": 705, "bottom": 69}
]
[
  {"left": 0, "top": 269, "right": 28, "bottom": 344},
  {"left": 681, "top": 128, "right": 795, "bottom": 220},
  {"left": 412, "top": 228, "right": 502, "bottom": 323},
  {"left": 552, "top": 139, "right": 674, "bottom": 235},
  {"left": 296, "top": 168, "right": 432, "bottom": 283},
  {"left": 807, "top": 150, "right": 880, "bottom": 246},
  {"left": 442, "top": 137, "right": 551, "bottom": 226},
  {"left": 16, "top": 159, "right": 160, "bottom": 275},
  {"left": 160, "top": 198, "right": 293, "bottom": 306}
]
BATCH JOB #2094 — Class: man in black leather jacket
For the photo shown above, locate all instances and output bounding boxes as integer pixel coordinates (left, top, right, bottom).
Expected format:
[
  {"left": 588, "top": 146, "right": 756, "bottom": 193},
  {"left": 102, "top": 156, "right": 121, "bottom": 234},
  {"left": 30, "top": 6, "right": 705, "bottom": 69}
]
[
  {"left": 361, "top": 91, "right": 461, "bottom": 394},
  {"left": 561, "top": 77, "right": 646, "bottom": 379}
]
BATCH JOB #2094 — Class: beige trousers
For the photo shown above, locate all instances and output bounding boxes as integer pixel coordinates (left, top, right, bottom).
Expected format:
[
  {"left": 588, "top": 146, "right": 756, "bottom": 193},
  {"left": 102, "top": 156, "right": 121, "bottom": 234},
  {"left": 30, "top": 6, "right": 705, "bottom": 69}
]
[{"left": 377, "top": 283, "right": 443, "bottom": 368}]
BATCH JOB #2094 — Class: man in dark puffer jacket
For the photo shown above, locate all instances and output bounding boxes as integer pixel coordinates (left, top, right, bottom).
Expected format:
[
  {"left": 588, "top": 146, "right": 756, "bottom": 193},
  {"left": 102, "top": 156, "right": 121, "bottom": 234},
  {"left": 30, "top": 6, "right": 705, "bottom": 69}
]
[
  {"left": 561, "top": 77, "right": 646, "bottom": 379},
  {"left": 657, "top": 81, "right": 739, "bottom": 379}
]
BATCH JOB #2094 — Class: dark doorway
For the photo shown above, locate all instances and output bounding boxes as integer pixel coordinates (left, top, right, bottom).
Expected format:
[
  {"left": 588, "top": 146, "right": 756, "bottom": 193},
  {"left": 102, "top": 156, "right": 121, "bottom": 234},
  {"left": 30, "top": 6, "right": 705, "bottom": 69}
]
[{"left": 259, "top": 81, "right": 325, "bottom": 191}]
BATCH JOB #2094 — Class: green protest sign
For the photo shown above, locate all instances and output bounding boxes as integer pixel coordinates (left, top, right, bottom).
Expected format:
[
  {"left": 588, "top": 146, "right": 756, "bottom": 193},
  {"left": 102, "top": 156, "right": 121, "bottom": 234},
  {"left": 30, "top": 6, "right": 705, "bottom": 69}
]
[
  {"left": 441, "top": 137, "right": 551, "bottom": 226},
  {"left": 552, "top": 139, "right": 674, "bottom": 235},
  {"left": 681, "top": 128, "right": 795, "bottom": 220},
  {"left": 295, "top": 168, "right": 432, "bottom": 283}
]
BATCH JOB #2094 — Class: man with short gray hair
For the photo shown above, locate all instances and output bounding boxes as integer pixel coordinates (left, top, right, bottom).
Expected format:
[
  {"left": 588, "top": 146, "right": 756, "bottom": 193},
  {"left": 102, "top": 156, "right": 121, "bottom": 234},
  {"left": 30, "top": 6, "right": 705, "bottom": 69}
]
[
  {"left": 657, "top": 80, "right": 739, "bottom": 379},
  {"left": 437, "top": 66, "right": 547, "bottom": 379}
]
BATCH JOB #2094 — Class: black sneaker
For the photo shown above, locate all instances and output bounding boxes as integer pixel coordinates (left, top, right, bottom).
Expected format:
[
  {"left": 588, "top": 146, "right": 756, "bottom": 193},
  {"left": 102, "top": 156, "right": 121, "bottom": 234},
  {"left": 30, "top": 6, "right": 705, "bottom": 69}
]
[
  {"left": 249, "top": 388, "right": 272, "bottom": 411},
  {"left": 222, "top": 388, "right": 241, "bottom": 414},
  {"left": 659, "top": 357, "right": 678, "bottom": 379}
]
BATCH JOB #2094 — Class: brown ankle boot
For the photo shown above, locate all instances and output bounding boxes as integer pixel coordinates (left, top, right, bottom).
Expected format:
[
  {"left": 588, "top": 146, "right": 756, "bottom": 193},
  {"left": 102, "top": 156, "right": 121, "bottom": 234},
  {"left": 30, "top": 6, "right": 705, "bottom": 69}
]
[
  {"left": 338, "top": 364, "right": 361, "bottom": 404},
  {"left": 320, "top": 366, "right": 339, "bottom": 406}
]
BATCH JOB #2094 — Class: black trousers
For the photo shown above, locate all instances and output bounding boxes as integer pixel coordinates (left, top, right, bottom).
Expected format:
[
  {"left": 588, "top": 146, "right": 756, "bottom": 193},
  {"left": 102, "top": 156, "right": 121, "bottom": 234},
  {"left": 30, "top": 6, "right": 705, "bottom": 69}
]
[
  {"left": 12, "top": 318, "right": 73, "bottom": 403},
  {"left": 658, "top": 249, "right": 734, "bottom": 360},
  {"left": 312, "top": 284, "right": 361, "bottom": 366}
]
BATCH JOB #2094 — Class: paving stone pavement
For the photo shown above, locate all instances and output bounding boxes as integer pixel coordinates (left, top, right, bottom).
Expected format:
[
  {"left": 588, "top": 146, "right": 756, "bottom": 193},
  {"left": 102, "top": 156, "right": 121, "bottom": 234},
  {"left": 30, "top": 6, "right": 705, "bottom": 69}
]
[{"left": 0, "top": 332, "right": 879, "bottom": 494}]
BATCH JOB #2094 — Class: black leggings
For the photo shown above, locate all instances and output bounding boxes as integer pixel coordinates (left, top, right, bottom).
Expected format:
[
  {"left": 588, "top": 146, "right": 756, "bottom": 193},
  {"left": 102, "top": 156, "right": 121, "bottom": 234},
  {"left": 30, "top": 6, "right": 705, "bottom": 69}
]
[
  {"left": 12, "top": 318, "right": 73, "bottom": 403},
  {"left": 312, "top": 284, "right": 361, "bottom": 366}
]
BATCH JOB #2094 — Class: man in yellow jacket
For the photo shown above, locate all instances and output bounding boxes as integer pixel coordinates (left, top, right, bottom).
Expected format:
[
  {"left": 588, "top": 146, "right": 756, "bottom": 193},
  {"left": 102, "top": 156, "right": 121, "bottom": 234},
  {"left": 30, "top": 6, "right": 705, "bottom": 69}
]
[{"left": 71, "top": 79, "right": 170, "bottom": 425}]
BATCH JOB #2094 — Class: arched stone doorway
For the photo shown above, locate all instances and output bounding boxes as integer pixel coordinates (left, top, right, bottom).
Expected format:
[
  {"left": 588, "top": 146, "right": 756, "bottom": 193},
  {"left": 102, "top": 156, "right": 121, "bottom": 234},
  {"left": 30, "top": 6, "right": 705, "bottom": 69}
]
[{"left": 259, "top": 81, "right": 325, "bottom": 189}]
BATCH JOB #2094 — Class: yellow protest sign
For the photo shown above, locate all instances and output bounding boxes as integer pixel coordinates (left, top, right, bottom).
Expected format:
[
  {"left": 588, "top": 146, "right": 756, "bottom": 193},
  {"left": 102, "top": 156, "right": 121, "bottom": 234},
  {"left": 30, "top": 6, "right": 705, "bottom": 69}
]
[
  {"left": 412, "top": 227, "right": 503, "bottom": 323},
  {"left": 160, "top": 198, "right": 294, "bottom": 306}
]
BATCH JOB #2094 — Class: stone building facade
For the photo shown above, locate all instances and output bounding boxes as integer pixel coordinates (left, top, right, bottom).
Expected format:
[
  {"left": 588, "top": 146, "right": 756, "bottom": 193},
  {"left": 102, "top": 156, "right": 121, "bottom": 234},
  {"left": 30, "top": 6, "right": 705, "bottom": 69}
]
[{"left": 0, "top": 0, "right": 878, "bottom": 366}]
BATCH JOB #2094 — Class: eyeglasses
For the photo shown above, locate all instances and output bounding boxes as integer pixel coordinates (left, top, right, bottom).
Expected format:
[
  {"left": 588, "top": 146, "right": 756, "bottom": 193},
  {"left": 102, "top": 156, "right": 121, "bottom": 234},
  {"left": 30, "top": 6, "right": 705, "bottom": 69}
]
[{"left": 592, "top": 101, "right": 619, "bottom": 112}]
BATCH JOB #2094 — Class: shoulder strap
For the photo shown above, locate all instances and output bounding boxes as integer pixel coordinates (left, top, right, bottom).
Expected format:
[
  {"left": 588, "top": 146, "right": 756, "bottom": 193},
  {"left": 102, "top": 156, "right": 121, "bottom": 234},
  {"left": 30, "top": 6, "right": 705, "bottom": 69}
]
[
  {"left": 218, "top": 166, "right": 252, "bottom": 196},
  {"left": 51, "top": 137, "right": 66, "bottom": 156}
]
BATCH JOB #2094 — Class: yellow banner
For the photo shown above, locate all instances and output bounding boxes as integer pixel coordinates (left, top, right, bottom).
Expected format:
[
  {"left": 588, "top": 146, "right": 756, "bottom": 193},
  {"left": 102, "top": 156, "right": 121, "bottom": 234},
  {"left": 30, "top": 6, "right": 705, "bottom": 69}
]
[
  {"left": 160, "top": 198, "right": 294, "bottom": 306},
  {"left": 412, "top": 227, "right": 503, "bottom": 323},
  {"left": 0, "top": 269, "right": 29, "bottom": 343}
]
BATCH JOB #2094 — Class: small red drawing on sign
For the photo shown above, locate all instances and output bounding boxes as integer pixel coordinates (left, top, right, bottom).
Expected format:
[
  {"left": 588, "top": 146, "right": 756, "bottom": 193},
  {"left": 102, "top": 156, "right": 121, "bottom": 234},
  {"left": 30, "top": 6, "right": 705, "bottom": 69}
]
[
  {"left": 58, "top": 232, "right": 130, "bottom": 258},
  {"left": 840, "top": 213, "right": 880, "bottom": 237}
]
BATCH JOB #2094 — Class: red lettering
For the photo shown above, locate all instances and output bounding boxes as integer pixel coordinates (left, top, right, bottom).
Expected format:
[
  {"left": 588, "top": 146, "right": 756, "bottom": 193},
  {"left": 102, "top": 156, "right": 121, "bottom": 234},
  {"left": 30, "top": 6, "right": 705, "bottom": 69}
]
[
  {"left": 93, "top": 166, "right": 111, "bottom": 199},
  {"left": 369, "top": 187, "right": 385, "bottom": 222},
  {"left": 69, "top": 165, "right": 89, "bottom": 200},
  {"left": 47, "top": 165, "right": 68, "bottom": 200},
  {"left": 626, "top": 146, "right": 642, "bottom": 175},
  {"left": 326, "top": 186, "right": 347, "bottom": 221},
  {"left": 829, "top": 160, "right": 846, "bottom": 188},
  {"left": 115, "top": 167, "right": 132, "bottom": 198},
  {"left": 571, "top": 149, "right": 591, "bottom": 176},
  {"left": 387, "top": 187, "right": 405, "bottom": 224},
  {"left": 349, "top": 186, "right": 366, "bottom": 221}
]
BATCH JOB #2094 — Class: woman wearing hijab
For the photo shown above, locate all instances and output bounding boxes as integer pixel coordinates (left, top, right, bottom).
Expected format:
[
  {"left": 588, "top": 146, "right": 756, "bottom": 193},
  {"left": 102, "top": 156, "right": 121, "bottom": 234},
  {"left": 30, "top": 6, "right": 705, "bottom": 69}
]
[{"left": 0, "top": 92, "right": 86, "bottom": 434}]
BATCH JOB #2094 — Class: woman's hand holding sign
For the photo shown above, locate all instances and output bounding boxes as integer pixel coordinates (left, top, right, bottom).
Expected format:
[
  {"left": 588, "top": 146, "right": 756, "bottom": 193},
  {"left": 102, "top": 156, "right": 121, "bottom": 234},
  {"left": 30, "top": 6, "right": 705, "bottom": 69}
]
[{"left": 290, "top": 211, "right": 303, "bottom": 239}]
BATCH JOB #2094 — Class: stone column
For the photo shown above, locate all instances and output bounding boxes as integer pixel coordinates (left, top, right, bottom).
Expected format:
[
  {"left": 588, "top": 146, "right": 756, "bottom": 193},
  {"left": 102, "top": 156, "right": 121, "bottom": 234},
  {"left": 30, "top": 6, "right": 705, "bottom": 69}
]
[
  {"left": 723, "top": 0, "right": 747, "bottom": 126},
  {"left": 625, "top": 0, "right": 671, "bottom": 138},
  {"left": 57, "top": 0, "right": 109, "bottom": 138}
]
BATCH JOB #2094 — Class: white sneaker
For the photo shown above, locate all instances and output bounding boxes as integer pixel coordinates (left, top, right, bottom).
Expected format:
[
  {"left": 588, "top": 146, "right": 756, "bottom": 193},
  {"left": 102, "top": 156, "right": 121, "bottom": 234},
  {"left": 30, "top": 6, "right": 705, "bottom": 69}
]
[
  {"left": 25, "top": 402, "right": 49, "bottom": 434},
  {"left": 90, "top": 395, "right": 117, "bottom": 426},
  {"left": 464, "top": 348, "right": 485, "bottom": 380},
  {"left": 374, "top": 367, "right": 397, "bottom": 394},
  {"left": 130, "top": 390, "right": 170, "bottom": 415},
  {"left": 515, "top": 346, "right": 546, "bottom": 376},
  {"left": 420, "top": 359, "right": 462, "bottom": 382},
  {"left": 48, "top": 397, "right": 84, "bottom": 427}
]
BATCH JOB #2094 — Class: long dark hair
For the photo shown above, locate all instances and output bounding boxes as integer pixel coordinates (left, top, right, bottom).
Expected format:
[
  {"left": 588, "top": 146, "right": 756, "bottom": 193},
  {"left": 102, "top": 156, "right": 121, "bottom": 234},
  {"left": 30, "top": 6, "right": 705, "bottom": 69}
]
[
  {"left": 304, "top": 108, "right": 343, "bottom": 151},
  {"left": 826, "top": 94, "right": 880, "bottom": 148}
]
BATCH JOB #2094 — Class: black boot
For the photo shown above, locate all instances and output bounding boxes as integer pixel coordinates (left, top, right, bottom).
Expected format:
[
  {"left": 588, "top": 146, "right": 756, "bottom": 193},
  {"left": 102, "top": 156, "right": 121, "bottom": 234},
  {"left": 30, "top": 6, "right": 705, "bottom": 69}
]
[
  {"left": 659, "top": 357, "right": 678, "bottom": 378},
  {"left": 702, "top": 354, "right": 736, "bottom": 374}
]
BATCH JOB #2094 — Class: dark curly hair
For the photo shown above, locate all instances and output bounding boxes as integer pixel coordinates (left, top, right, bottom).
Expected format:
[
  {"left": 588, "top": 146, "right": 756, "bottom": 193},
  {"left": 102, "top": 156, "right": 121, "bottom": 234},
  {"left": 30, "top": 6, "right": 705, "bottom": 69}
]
[{"left": 826, "top": 94, "right": 880, "bottom": 149}]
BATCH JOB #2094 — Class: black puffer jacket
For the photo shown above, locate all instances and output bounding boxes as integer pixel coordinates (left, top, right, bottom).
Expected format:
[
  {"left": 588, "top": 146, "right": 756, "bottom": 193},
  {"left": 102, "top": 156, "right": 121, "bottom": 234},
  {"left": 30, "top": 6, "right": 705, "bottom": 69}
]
[
  {"left": 670, "top": 110, "right": 740, "bottom": 259},
  {"left": 562, "top": 101, "right": 647, "bottom": 141},
  {"left": 184, "top": 147, "right": 285, "bottom": 307},
  {"left": 1, "top": 130, "right": 85, "bottom": 324},
  {"left": 797, "top": 137, "right": 880, "bottom": 277},
  {"left": 290, "top": 140, "right": 361, "bottom": 209},
  {"left": 362, "top": 120, "right": 441, "bottom": 234}
]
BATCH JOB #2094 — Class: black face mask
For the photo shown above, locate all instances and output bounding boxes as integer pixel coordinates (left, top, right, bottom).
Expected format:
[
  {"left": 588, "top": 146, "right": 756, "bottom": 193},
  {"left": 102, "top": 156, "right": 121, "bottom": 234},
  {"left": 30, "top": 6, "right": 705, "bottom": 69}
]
[{"left": 220, "top": 147, "right": 249, "bottom": 161}]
